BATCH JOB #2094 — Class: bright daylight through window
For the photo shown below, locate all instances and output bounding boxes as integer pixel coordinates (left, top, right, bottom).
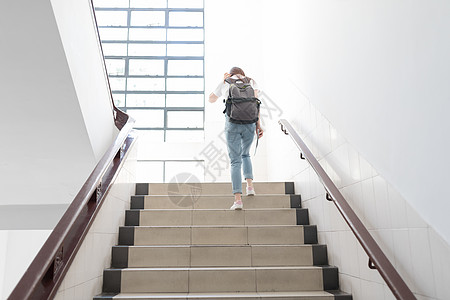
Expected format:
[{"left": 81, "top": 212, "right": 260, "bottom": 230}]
[{"left": 93, "top": 0, "right": 205, "bottom": 142}]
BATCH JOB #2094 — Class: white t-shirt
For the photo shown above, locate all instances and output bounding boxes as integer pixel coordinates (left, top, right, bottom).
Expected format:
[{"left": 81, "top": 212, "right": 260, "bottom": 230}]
[{"left": 212, "top": 75, "right": 260, "bottom": 99}]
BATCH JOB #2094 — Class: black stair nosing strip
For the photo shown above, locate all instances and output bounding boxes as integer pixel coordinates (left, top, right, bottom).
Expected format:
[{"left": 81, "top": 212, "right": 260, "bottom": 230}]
[
  {"left": 130, "top": 195, "right": 145, "bottom": 209},
  {"left": 285, "top": 182, "right": 295, "bottom": 194},
  {"left": 93, "top": 293, "right": 119, "bottom": 300},
  {"left": 296, "top": 208, "right": 309, "bottom": 225},
  {"left": 322, "top": 265, "right": 339, "bottom": 290},
  {"left": 135, "top": 183, "right": 149, "bottom": 195},
  {"left": 119, "top": 226, "right": 135, "bottom": 246},
  {"left": 125, "top": 210, "right": 140, "bottom": 226},
  {"left": 326, "top": 290, "right": 353, "bottom": 300},
  {"left": 312, "top": 244, "right": 328, "bottom": 265},
  {"left": 102, "top": 269, "right": 121, "bottom": 293},
  {"left": 112, "top": 246, "right": 129, "bottom": 268},
  {"left": 290, "top": 194, "right": 302, "bottom": 208},
  {"left": 303, "top": 225, "right": 318, "bottom": 244}
]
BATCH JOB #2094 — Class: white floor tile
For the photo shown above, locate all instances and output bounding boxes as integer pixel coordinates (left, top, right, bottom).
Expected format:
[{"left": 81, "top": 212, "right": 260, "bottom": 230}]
[
  {"left": 409, "top": 228, "right": 437, "bottom": 298},
  {"left": 339, "top": 231, "right": 359, "bottom": 277},
  {"left": 373, "top": 176, "right": 391, "bottom": 229},
  {"left": 361, "top": 178, "right": 377, "bottom": 230},
  {"left": 406, "top": 203, "right": 428, "bottom": 228},
  {"left": 360, "top": 279, "right": 385, "bottom": 300},
  {"left": 347, "top": 146, "right": 361, "bottom": 185},
  {"left": 387, "top": 184, "right": 407, "bottom": 229},
  {"left": 428, "top": 228, "right": 450, "bottom": 300},
  {"left": 391, "top": 229, "right": 415, "bottom": 289}
]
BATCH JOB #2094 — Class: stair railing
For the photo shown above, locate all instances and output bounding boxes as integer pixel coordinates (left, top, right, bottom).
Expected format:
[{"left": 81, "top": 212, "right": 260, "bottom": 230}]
[
  {"left": 8, "top": 1, "right": 136, "bottom": 299},
  {"left": 279, "top": 119, "right": 415, "bottom": 300}
]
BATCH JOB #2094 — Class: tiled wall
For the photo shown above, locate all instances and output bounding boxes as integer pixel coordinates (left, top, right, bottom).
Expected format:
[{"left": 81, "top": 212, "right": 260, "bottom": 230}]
[
  {"left": 265, "top": 94, "right": 450, "bottom": 300},
  {"left": 53, "top": 140, "right": 137, "bottom": 300}
]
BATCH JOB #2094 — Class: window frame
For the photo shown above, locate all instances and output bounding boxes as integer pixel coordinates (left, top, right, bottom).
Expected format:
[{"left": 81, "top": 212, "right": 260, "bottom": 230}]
[{"left": 94, "top": 2, "right": 205, "bottom": 141}]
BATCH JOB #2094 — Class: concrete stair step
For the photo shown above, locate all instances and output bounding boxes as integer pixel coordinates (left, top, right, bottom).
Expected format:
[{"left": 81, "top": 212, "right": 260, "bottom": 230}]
[
  {"left": 102, "top": 266, "right": 339, "bottom": 294},
  {"left": 94, "top": 290, "right": 352, "bottom": 299},
  {"left": 119, "top": 225, "right": 318, "bottom": 246},
  {"left": 130, "top": 194, "right": 301, "bottom": 210},
  {"left": 112, "top": 244, "right": 328, "bottom": 268},
  {"left": 136, "top": 182, "right": 295, "bottom": 196},
  {"left": 125, "top": 208, "right": 309, "bottom": 226}
]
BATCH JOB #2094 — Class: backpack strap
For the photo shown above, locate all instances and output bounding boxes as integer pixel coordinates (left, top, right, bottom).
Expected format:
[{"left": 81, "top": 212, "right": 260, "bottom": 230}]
[
  {"left": 240, "top": 77, "right": 251, "bottom": 84},
  {"left": 225, "top": 77, "right": 250, "bottom": 84},
  {"left": 254, "top": 130, "right": 259, "bottom": 156},
  {"left": 224, "top": 78, "right": 236, "bottom": 84}
]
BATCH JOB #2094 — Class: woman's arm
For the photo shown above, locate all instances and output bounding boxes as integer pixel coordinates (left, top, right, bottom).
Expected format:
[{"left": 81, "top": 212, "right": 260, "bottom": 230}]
[
  {"left": 256, "top": 112, "right": 264, "bottom": 138},
  {"left": 209, "top": 92, "right": 219, "bottom": 103},
  {"left": 209, "top": 73, "right": 231, "bottom": 103}
]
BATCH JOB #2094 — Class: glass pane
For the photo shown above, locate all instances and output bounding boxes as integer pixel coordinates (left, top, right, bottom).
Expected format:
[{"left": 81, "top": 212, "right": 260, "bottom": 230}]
[
  {"left": 169, "top": 12, "right": 203, "bottom": 27},
  {"left": 95, "top": 11, "right": 128, "bottom": 26},
  {"left": 130, "top": 0, "right": 166, "bottom": 8},
  {"left": 127, "top": 78, "right": 165, "bottom": 91},
  {"left": 167, "top": 78, "right": 203, "bottom": 91},
  {"left": 166, "top": 130, "right": 204, "bottom": 142},
  {"left": 127, "top": 94, "right": 165, "bottom": 107},
  {"left": 167, "top": 111, "right": 203, "bottom": 128},
  {"left": 109, "top": 78, "right": 126, "bottom": 91},
  {"left": 137, "top": 130, "right": 165, "bottom": 143},
  {"left": 137, "top": 161, "right": 164, "bottom": 183},
  {"left": 168, "top": 0, "right": 203, "bottom": 8},
  {"left": 165, "top": 161, "right": 205, "bottom": 183},
  {"left": 167, "top": 29, "right": 203, "bottom": 41},
  {"left": 166, "top": 94, "right": 203, "bottom": 107},
  {"left": 127, "top": 109, "right": 164, "bottom": 127},
  {"left": 102, "top": 43, "right": 127, "bottom": 56},
  {"left": 167, "top": 44, "right": 203, "bottom": 56},
  {"left": 131, "top": 11, "right": 165, "bottom": 26},
  {"left": 129, "top": 59, "right": 165, "bottom": 75},
  {"left": 98, "top": 28, "right": 128, "bottom": 40},
  {"left": 94, "top": 0, "right": 129, "bottom": 8},
  {"left": 129, "top": 28, "right": 166, "bottom": 41},
  {"left": 112, "top": 93, "right": 125, "bottom": 107},
  {"left": 167, "top": 60, "right": 203, "bottom": 76},
  {"left": 128, "top": 44, "right": 166, "bottom": 56},
  {"left": 105, "top": 59, "right": 125, "bottom": 75}
]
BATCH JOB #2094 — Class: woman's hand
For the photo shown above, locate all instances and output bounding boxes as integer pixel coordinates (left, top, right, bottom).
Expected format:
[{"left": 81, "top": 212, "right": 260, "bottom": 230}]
[
  {"left": 223, "top": 72, "right": 232, "bottom": 81},
  {"left": 256, "top": 124, "right": 264, "bottom": 138}
]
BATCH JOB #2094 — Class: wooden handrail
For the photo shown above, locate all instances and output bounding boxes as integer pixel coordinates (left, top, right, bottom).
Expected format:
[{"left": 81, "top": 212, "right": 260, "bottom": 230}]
[
  {"left": 87, "top": 0, "right": 128, "bottom": 131},
  {"left": 279, "top": 119, "right": 416, "bottom": 300},
  {"left": 8, "top": 116, "right": 135, "bottom": 300},
  {"left": 8, "top": 0, "right": 136, "bottom": 298}
]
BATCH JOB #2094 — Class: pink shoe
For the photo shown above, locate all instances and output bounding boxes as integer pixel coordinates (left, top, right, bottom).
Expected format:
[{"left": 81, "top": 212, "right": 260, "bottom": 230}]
[
  {"left": 230, "top": 200, "right": 243, "bottom": 210},
  {"left": 246, "top": 186, "right": 255, "bottom": 196}
]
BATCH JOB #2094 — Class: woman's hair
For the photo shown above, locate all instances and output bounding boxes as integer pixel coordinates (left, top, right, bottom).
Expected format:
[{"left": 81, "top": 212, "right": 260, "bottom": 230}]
[
  {"left": 229, "top": 67, "right": 245, "bottom": 77},
  {"left": 229, "top": 67, "right": 252, "bottom": 81}
]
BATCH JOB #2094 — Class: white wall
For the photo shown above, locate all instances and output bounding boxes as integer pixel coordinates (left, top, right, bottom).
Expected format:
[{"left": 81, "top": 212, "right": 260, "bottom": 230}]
[
  {"left": 296, "top": 0, "right": 450, "bottom": 246},
  {"left": 0, "top": 0, "right": 118, "bottom": 297},
  {"left": 263, "top": 79, "right": 450, "bottom": 299},
  {"left": 258, "top": 0, "right": 450, "bottom": 299},
  {"left": 50, "top": 0, "right": 118, "bottom": 161},
  {"left": 0, "top": 0, "right": 117, "bottom": 210},
  {"left": 0, "top": 0, "right": 96, "bottom": 208},
  {"left": 0, "top": 230, "right": 52, "bottom": 300}
]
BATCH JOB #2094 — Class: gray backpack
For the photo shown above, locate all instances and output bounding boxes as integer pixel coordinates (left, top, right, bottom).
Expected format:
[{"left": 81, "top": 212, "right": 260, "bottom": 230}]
[{"left": 223, "top": 77, "right": 261, "bottom": 124}]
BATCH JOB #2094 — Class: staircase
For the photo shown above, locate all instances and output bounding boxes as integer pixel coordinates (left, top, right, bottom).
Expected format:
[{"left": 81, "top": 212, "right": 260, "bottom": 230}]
[{"left": 94, "top": 182, "right": 352, "bottom": 299}]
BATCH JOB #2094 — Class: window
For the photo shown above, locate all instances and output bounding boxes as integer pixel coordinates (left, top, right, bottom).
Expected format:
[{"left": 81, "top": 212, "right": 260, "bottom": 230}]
[
  {"left": 94, "top": 0, "right": 204, "bottom": 141},
  {"left": 137, "top": 160, "right": 205, "bottom": 183}
]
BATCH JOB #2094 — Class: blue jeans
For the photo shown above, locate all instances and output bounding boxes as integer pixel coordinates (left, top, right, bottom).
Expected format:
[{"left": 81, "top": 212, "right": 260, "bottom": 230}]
[{"left": 225, "top": 117, "right": 256, "bottom": 194}]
